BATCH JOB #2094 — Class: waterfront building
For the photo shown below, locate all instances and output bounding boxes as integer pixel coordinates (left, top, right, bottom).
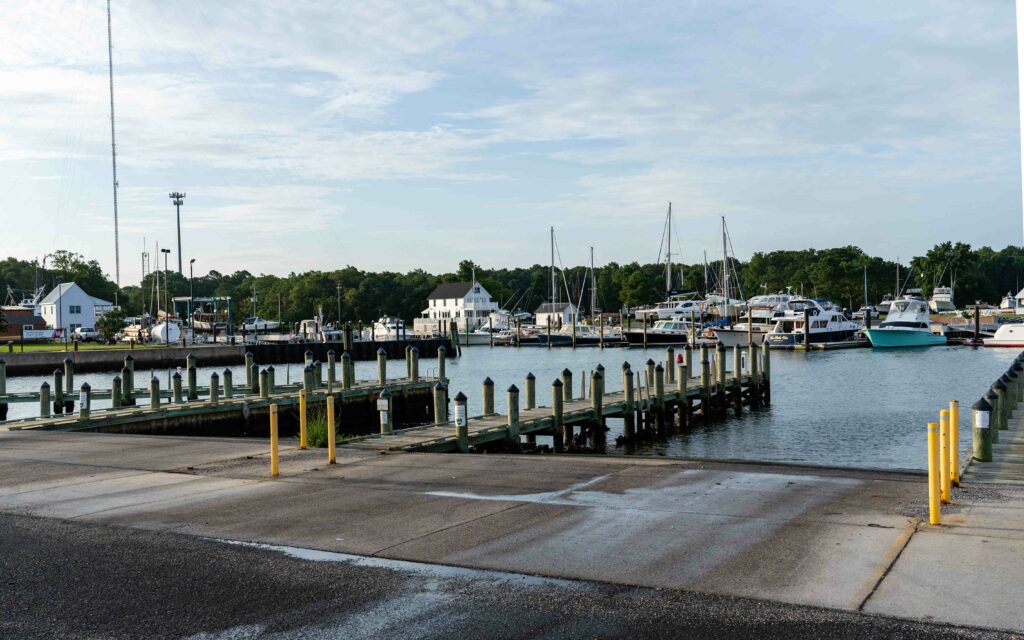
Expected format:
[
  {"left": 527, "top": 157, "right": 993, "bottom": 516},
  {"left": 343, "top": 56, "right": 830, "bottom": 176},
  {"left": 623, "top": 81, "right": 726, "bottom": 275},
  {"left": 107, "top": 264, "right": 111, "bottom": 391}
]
[
  {"left": 534, "top": 302, "right": 578, "bottom": 329},
  {"left": 38, "top": 283, "right": 113, "bottom": 336},
  {"left": 414, "top": 281, "right": 500, "bottom": 335}
]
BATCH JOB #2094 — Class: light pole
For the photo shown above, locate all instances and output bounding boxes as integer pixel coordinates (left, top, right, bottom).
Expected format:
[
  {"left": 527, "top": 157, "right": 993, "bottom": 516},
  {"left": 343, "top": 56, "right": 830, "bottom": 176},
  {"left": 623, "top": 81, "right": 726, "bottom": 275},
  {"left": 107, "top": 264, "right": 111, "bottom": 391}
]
[
  {"left": 336, "top": 283, "right": 342, "bottom": 327},
  {"left": 169, "top": 192, "right": 185, "bottom": 275},
  {"left": 189, "top": 258, "right": 196, "bottom": 344},
  {"left": 54, "top": 276, "right": 64, "bottom": 347},
  {"left": 160, "top": 248, "right": 171, "bottom": 342}
]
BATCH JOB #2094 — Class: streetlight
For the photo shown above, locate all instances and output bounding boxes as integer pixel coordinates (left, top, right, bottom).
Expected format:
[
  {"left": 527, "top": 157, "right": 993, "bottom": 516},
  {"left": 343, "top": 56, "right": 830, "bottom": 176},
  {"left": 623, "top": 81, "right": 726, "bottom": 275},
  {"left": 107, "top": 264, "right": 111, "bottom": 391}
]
[
  {"left": 160, "top": 248, "right": 171, "bottom": 345},
  {"left": 189, "top": 258, "right": 196, "bottom": 344},
  {"left": 336, "top": 283, "right": 342, "bottom": 327},
  {"left": 169, "top": 192, "right": 185, "bottom": 274}
]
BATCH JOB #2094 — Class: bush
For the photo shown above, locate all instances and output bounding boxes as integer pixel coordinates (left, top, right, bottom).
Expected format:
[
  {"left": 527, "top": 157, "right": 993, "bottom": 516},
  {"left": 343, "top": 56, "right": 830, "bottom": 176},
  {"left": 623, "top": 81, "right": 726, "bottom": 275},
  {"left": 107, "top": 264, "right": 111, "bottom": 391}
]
[{"left": 304, "top": 403, "right": 336, "bottom": 448}]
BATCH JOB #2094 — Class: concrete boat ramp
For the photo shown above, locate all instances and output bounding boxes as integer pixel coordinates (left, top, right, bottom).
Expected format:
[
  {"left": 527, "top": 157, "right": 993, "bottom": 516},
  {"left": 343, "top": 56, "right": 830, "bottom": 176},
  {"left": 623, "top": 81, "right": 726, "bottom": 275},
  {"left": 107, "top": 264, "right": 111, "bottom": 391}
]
[{"left": 1, "top": 429, "right": 1022, "bottom": 634}]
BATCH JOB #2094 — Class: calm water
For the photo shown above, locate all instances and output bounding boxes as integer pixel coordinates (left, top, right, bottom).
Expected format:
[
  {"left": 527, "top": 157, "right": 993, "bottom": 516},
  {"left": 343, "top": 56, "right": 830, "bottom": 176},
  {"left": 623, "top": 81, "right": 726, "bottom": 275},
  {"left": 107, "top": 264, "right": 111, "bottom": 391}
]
[{"left": 5, "top": 344, "right": 1018, "bottom": 471}]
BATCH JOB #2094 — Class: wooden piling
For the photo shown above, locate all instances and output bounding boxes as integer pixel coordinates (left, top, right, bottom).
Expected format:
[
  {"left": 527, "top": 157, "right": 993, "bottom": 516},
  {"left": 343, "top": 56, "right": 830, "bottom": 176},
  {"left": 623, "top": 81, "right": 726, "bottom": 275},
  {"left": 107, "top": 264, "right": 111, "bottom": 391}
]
[
  {"left": 223, "top": 369, "right": 233, "bottom": 399},
  {"left": 63, "top": 356, "right": 74, "bottom": 397},
  {"left": 761, "top": 340, "right": 771, "bottom": 403},
  {"left": 654, "top": 364, "right": 665, "bottom": 433},
  {"left": 645, "top": 359, "right": 655, "bottom": 389},
  {"left": 53, "top": 369, "right": 64, "bottom": 415},
  {"left": 188, "top": 366, "right": 198, "bottom": 401},
  {"left": 250, "top": 362, "right": 260, "bottom": 395},
  {"left": 39, "top": 382, "right": 50, "bottom": 418},
  {"left": 433, "top": 382, "right": 447, "bottom": 425},
  {"left": 438, "top": 345, "right": 447, "bottom": 381},
  {"left": 172, "top": 372, "right": 182, "bottom": 403},
  {"left": 124, "top": 355, "right": 134, "bottom": 405},
  {"left": 245, "top": 352, "right": 255, "bottom": 387},
  {"left": 377, "top": 348, "right": 387, "bottom": 385},
  {"left": 454, "top": 392, "right": 469, "bottom": 453},
  {"left": 562, "top": 369, "right": 573, "bottom": 404},
  {"left": 623, "top": 363, "right": 635, "bottom": 439},
  {"left": 666, "top": 347, "right": 675, "bottom": 384},
  {"left": 303, "top": 364, "right": 314, "bottom": 397},
  {"left": 410, "top": 346, "right": 420, "bottom": 382},
  {"left": 267, "top": 365, "right": 276, "bottom": 395},
  {"left": 327, "top": 350, "right": 336, "bottom": 393},
  {"left": 79, "top": 382, "right": 91, "bottom": 420},
  {"left": 149, "top": 376, "right": 160, "bottom": 410},
  {"left": 0, "top": 357, "right": 7, "bottom": 422},
  {"left": 551, "top": 380, "right": 564, "bottom": 452},
  {"left": 699, "top": 344, "right": 710, "bottom": 418},
  {"left": 732, "top": 345, "right": 742, "bottom": 415},
  {"left": 341, "top": 352, "right": 353, "bottom": 389},
  {"left": 525, "top": 372, "right": 536, "bottom": 410},
  {"left": 507, "top": 385, "right": 521, "bottom": 450},
  {"left": 482, "top": 377, "right": 495, "bottom": 415},
  {"left": 209, "top": 372, "right": 220, "bottom": 405},
  {"left": 259, "top": 369, "right": 269, "bottom": 399},
  {"left": 749, "top": 343, "right": 760, "bottom": 408},
  {"left": 111, "top": 376, "right": 121, "bottom": 409},
  {"left": 972, "top": 397, "right": 993, "bottom": 462},
  {"left": 591, "top": 370, "right": 604, "bottom": 427}
]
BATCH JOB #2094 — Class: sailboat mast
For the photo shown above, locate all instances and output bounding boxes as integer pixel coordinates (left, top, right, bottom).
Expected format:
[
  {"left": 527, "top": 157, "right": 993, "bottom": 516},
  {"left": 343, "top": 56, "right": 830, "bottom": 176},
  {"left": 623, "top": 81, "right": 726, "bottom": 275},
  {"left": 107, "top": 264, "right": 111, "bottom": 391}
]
[
  {"left": 590, "top": 246, "right": 596, "bottom": 318},
  {"left": 107, "top": 0, "right": 121, "bottom": 289},
  {"left": 863, "top": 265, "right": 868, "bottom": 307},
  {"left": 895, "top": 257, "right": 900, "bottom": 297},
  {"left": 721, "top": 216, "right": 730, "bottom": 303},
  {"left": 550, "top": 226, "right": 556, "bottom": 307},
  {"left": 665, "top": 202, "right": 672, "bottom": 296},
  {"left": 703, "top": 251, "right": 708, "bottom": 294}
]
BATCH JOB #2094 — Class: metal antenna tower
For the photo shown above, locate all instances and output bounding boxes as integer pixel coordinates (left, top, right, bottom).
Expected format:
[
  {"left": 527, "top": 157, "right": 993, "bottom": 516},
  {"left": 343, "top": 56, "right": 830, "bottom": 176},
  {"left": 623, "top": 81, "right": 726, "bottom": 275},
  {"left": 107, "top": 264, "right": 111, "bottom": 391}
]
[
  {"left": 169, "top": 192, "right": 186, "bottom": 273},
  {"left": 141, "top": 237, "right": 150, "bottom": 313},
  {"left": 107, "top": 0, "right": 121, "bottom": 287}
]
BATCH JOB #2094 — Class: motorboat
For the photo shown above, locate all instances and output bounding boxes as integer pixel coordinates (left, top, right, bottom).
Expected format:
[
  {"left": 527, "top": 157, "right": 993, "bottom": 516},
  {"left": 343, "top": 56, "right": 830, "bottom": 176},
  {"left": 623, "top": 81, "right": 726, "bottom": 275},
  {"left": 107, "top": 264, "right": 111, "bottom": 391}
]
[
  {"left": 862, "top": 297, "right": 946, "bottom": 348},
  {"left": 635, "top": 293, "right": 703, "bottom": 321},
  {"left": 983, "top": 323, "right": 1024, "bottom": 347},
  {"left": 712, "top": 293, "right": 794, "bottom": 347},
  {"left": 372, "top": 316, "right": 407, "bottom": 341},
  {"left": 929, "top": 286, "right": 956, "bottom": 313},
  {"left": 241, "top": 316, "right": 281, "bottom": 332},
  {"left": 624, "top": 319, "right": 693, "bottom": 347},
  {"left": 536, "top": 324, "right": 623, "bottom": 347},
  {"left": 765, "top": 298, "right": 861, "bottom": 348},
  {"left": 875, "top": 294, "right": 894, "bottom": 314}
]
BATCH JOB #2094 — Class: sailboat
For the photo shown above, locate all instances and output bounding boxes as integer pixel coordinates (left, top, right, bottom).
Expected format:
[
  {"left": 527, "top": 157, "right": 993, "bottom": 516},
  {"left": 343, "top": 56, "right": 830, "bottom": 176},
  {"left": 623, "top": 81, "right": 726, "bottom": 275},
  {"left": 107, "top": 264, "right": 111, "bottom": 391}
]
[{"left": 635, "top": 204, "right": 702, "bottom": 321}]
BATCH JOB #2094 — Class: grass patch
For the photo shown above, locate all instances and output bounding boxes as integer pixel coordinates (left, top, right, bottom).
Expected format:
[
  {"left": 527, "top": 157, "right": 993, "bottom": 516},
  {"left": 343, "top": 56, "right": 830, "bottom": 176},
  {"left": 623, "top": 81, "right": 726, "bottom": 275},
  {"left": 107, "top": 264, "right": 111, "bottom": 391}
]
[
  {"left": 304, "top": 403, "right": 334, "bottom": 448},
  {"left": 4, "top": 342, "right": 170, "bottom": 353}
]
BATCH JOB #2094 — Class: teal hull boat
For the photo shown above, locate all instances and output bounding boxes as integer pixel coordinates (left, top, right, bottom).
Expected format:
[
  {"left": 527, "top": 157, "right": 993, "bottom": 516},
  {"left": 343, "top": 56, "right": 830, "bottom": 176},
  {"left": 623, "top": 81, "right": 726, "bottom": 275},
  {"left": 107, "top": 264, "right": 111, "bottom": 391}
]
[{"left": 863, "top": 328, "right": 946, "bottom": 348}]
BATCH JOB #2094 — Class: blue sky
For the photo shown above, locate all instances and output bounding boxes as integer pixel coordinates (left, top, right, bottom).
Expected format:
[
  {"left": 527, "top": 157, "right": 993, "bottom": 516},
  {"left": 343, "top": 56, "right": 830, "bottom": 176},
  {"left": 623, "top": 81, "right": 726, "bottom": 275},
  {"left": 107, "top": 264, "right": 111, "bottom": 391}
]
[{"left": 0, "top": 0, "right": 1019, "bottom": 283}]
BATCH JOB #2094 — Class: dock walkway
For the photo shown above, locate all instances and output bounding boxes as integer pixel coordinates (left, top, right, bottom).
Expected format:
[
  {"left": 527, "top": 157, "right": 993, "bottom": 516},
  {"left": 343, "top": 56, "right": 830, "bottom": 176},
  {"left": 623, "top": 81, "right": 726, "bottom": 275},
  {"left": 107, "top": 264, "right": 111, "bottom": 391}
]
[{"left": 962, "top": 401, "right": 1024, "bottom": 485}]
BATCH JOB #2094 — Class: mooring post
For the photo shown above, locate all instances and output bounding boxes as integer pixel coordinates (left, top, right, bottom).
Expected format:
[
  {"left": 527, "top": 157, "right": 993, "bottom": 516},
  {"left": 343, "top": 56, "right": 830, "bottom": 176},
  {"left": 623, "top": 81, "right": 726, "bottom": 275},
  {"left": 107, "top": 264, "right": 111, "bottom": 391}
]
[
  {"left": 645, "top": 359, "right": 655, "bottom": 389},
  {"left": 507, "top": 384, "right": 521, "bottom": 451},
  {"left": 654, "top": 364, "right": 665, "bottom": 433},
  {"left": 595, "top": 363, "right": 605, "bottom": 397},
  {"left": 267, "top": 365, "right": 275, "bottom": 395},
  {"left": 185, "top": 352, "right": 196, "bottom": 378},
  {"left": 591, "top": 370, "right": 604, "bottom": 426},
  {"left": 172, "top": 371, "right": 183, "bottom": 403},
  {"left": 677, "top": 357, "right": 688, "bottom": 429},
  {"left": 377, "top": 348, "right": 387, "bottom": 385},
  {"left": 561, "top": 369, "right": 573, "bottom": 404},
  {"left": 993, "top": 381, "right": 1007, "bottom": 432},
  {"left": 149, "top": 376, "right": 160, "bottom": 410},
  {"left": 378, "top": 388, "right": 393, "bottom": 435},
  {"left": 39, "top": 381, "right": 50, "bottom": 418},
  {"left": 761, "top": 340, "right": 771, "bottom": 404},
  {"left": 749, "top": 342, "right": 761, "bottom": 409},
  {"left": 479, "top": 377, "right": 494, "bottom": 415},
  {"left": 580, "top": 370, "right": 586, "bottom": 400},
  {"left": 111, "top": 375, "right": 122, "bottom": 409},
  {"left": 0, "top": 357, "right": 6, "bottom": 422},
  {"left": 341, "top": 352, "right": 353, "bottom": 389},
  {"left": 525, "top": 372, "right": 536, "bottom": 410},
  {"left": 248, "top": 361, "right": 259, "bottom": 396},
  {"left": 79, "top": 383, "right": 91, "bottom": 420},
  {"left": 327, "top": 395, "right": 337, "bottom": 463},
  {"left": 304, "top": 349, "right": 313, "bottom": 370},
  {"left": 410, "top": 346, "right": 420, "bottom": 382},
  {"left": 715, "top": 343, "right": 726, "bottom": 416},
  {"left": 299, "top": 389, "right": 308, "bottom": 449},
  {"left": 259, "top": 369, "right": 269, "bottom": 399},
  {"left": 327, "top": 350, "right": 336, "bottom": 394},
  {"left": 405, "top": 345, "right": 413, "bottom": 379},
  {"left": 732, "top": 345, "right": 743, "bottom": 415},
  {"left": 433, "top": 382, "right": 447, "bottom": 425},
  {"left": 551, "top": 380, "right": 564, "bottom": 452},
  {"left": 269, "top": 404, "right": 280, "bottom": 478},
  {"left": 223, "top": 369, "right": 233, "bottom": 399},
  {"left": 699, "top": 344, "right": 710, "bottom": 419},
  {"left": 245, "top": 352, "right": 255, "bottom": 387},
  {"left": 124, "top": 355, "right": 134, "bottom": 405},
  {"left": 972, "top": 397, "right": 993, "bottom": 462},
  {"left": 985, "top": 390, "right": 1000, "bottom": 445},
  {"left": 623, "top": 363, "right": 635, "bottom": 439},
  {"left": 454, "top": 392, "right": 469, "bottom": 452},
  {"left": 52, "top": 368, "right": 64, "bottom": 415},
  {"left": 666, "top": 347, "right": 675, "bottom": 384},
  {"left": 188, "top": 365, "right": 198, "bottom": 401},
  {"left": 209, "top": 372, "right": 220, "bottom": 405},
  {"left": 63, "top": 356, "right": 74, "bottom": 397},
  {"left": 303, "top": 364, "right": 313, "bottom": 398},
  {"left": 437, "top": 345, "right": 447, "bottom": 381},
  {"left": 314, "top": 360, "right": 323, "bottom": 390}
]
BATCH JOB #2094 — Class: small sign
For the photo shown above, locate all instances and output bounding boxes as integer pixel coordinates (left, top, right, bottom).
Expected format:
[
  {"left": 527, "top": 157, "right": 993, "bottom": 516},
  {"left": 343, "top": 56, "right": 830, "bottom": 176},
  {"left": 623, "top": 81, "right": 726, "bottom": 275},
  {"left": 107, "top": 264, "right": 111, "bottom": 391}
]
[
  {"left": 454, "top": 404, "right": 467, "bottom": 428},
  {"left": 975, "top": 411, "right": 989, "bottom": 430},
  {"left": 376, "top": 398, "right": 389, "bottom": 411},
  {"left": 379, "top": 410, "right": 389, "bottom": 425}
]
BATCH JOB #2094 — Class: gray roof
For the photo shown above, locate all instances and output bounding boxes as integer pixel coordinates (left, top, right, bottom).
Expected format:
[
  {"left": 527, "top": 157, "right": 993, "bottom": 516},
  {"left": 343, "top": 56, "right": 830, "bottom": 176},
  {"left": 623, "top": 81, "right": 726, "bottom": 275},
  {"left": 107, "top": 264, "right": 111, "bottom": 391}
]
[
  {"left": 535, "top": 302, "right": 576, "bottom": 313},
  {"left": 427, "top": 282, "right": 475, "bottom": 300},
  {"left": 39, "top": 283, "right": 111, "bottom": 307}
]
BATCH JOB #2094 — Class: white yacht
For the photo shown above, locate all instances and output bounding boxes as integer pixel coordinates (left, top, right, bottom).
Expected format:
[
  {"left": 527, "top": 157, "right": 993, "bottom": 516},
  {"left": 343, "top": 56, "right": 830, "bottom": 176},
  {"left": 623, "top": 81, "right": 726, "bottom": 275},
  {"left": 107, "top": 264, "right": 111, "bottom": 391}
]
[
  {"left": 372, "top": 316, "right": 406, "bottom": 341},
  {"left": 764, "top": 298, "right": 861, "bottom": 348},
  {"left": 712, "top": 293, "right": 793, "bottom": 347},
  {"left": 863, "top": 297, "right": 946, "bottom": 348},
  {"left": 635, "top": 293, "right": 703, "bottom": 321},
  {"left": 929, "top": 286, "right": 956, "bottom": 313},
  {"left": 984, "top": 323, "right": 1024, "bottom": 347}
]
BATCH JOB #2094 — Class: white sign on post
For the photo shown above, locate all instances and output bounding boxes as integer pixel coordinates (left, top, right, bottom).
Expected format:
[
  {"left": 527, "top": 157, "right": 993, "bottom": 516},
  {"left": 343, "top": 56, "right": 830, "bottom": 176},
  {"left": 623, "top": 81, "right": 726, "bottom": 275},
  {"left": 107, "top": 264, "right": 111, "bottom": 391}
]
[
  {"left": 380, "top": 410, "right": 389, "bottom": 426},
  {"left": 975, "top": 411, "right": 989, "bottom": 430},
  {"left": 376, "top": 398, "right": 389, "bottom": 411},
  {"left": 454, "top": 404, "right": 467, "bottom": 428}
]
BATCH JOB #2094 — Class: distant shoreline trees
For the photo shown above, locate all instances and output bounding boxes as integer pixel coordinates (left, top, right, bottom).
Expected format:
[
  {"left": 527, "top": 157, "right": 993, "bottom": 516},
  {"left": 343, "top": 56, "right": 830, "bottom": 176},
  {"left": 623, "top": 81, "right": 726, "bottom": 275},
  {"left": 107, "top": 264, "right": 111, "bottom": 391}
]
[{"left": 3, "top": 243, "right": 1023, "bottom": 324}]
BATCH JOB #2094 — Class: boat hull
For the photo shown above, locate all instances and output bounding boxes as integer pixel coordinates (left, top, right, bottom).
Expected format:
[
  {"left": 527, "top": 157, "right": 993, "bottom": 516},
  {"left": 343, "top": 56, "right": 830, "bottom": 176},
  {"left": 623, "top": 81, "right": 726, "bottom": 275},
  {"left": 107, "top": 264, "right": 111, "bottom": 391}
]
[
  {"left": 863, "top": 328, "right": 946, "bottom": 348},
  {"left": 713, "top": 327, "right": 767, "bottom": 348},
  {"left": 623, "top": 331, "right": 689, "bottom": 347},
  {"left": 766, "top": 329, "right": 859, "bottom": 348}
]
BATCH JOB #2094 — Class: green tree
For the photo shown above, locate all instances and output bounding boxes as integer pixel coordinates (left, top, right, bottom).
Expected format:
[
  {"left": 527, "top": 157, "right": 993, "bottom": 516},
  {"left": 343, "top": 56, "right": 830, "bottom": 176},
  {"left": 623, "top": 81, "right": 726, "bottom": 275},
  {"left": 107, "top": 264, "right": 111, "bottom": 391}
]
[{"left": 96, "top": 309, "right": 127, "bottom": 344}]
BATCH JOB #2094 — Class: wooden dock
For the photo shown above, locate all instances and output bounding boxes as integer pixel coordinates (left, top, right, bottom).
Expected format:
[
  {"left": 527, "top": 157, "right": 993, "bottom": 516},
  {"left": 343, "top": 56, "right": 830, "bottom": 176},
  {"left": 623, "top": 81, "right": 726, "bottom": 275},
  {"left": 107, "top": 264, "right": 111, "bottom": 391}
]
[
  {"left": 961, "top": 355, "right": 1024, "bottom": 485},
  {"left": 962, "top": 402, "right": 1024, "bottom": 485}
]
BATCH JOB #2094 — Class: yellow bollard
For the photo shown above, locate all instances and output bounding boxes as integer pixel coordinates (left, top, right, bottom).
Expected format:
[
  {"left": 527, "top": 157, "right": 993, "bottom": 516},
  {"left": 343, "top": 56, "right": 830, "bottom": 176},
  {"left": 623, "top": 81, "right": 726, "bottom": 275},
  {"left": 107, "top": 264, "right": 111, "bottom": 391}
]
[
  {"left": 270, "top": 403, "right": 280, "bottom": 478},
  {"left": 950, "top": 400, "right": 960, "bottom": 486},
  {"left": 327, "top": 395, "right": 336, "bottom": 464},
  {"left": 299, "top": 389, "right": 308, "bottom": 450},
  {"left": 939, "top": 409, "right": 951, "bottom": 504},
  {"left": 927, "top": 422, "right": 940, "bottom": 525}
]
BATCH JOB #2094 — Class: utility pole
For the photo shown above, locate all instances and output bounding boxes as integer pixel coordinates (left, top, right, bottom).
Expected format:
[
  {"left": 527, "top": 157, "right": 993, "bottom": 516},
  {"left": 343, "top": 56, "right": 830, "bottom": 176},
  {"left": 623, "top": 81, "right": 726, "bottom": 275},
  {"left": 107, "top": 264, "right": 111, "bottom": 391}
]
[
  {"left": 336, "top": 283, "right": 342, "bottom": 325},
  {"left": 160, "top": 248, "right": 171, "bottom": 318},
  {"left": 169, "top": 192, "right": 185, "bottom": 274},
  {"left": 107, "top": 0, "right": 121, "bottom": 288}
]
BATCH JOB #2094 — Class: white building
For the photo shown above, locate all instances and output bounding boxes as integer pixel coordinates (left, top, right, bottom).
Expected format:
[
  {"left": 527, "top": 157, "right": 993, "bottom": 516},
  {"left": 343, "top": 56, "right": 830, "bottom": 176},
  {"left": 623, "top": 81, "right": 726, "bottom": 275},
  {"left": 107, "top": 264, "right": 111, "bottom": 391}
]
[
  {"left": 534, "top": 302, "right": 578, "bottom": 328},
  {"left": 39, "top": 283, "right": 114, "bottom": 337},
  {"left": 413, "top": 281, "right": 500, "bottom": 335}
]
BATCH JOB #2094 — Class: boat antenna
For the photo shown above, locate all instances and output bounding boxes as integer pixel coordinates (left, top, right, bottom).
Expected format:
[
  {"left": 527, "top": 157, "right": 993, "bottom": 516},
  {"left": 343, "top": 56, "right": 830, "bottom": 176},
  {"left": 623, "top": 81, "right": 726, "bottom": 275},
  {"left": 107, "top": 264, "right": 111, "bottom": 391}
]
[
  {"left": 106, "top": 0, "right": 121, "bottom": 290},
  {"left": 666, "top": 202, "right": 672, "bottom": 296},
  {"left": 1018, "top": 0, "right": 1024, "bottom": 247},
  {"left": 590, "top": 246, "right": 597, "bottom": 318},
  {"left": 550, "top": 226, "right": 556, "bottom": 308}
]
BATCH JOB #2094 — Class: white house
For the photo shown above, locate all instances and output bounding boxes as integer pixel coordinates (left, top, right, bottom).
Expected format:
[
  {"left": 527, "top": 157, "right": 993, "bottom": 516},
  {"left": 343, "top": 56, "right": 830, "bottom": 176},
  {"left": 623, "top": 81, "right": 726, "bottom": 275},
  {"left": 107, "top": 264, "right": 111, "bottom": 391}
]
[
  {"left": 39, "top": 283, "right": 114, "bottom": 337},
  {"left": 413, "top": 281, "right": 500, "bottom": 335},
  {"left": 534, "top": 302, "right": 578, "bottom": 328}
]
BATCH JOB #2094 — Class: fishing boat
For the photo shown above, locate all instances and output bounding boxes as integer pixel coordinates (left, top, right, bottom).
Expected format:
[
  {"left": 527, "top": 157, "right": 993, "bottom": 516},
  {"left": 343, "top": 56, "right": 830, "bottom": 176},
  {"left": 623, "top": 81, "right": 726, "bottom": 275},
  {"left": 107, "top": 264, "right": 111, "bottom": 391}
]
[
  {"left": 535, "top": 324, "right": 623, "bottom": 347},
  {"left": 862, "top": 297, "right": 946, "bottom": 348},
  {"left": 624, "top": 319, "right": 693, "bottom": 347},
  {"left": 983, "top": 323, "right": 1024, "bottom": 347},
  {"left": 241, "top": 316, "right": 281, "bottom": 332},
  {"left": 929, "top": 286, "right": 956, "bottom": 313},
  {"left": 764, "top": 298, "right": 861, "bottom": 348}
]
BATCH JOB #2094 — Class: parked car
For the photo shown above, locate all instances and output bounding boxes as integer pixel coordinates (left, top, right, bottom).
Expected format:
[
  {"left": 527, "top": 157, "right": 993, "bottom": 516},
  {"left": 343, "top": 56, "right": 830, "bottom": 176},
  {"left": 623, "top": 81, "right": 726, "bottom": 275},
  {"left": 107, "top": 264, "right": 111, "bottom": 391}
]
[{"left": 74, "top": 327, "right": 99, "bottom": 342}]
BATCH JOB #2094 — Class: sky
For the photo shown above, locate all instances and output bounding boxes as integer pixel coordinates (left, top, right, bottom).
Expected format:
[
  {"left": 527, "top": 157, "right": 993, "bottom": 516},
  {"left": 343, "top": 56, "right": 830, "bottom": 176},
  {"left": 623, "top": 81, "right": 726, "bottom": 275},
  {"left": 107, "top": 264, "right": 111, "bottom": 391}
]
[{"left": 0, "top": 0, "right": 1020, "bottom": 284}]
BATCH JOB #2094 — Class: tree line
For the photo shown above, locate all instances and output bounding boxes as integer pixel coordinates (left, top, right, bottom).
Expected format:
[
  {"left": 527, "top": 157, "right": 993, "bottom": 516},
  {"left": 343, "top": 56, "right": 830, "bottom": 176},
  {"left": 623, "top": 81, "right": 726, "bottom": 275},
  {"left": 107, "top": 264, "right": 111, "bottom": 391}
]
[{"left": 3, "top": 243, "right": 1023, "bottom": 325}]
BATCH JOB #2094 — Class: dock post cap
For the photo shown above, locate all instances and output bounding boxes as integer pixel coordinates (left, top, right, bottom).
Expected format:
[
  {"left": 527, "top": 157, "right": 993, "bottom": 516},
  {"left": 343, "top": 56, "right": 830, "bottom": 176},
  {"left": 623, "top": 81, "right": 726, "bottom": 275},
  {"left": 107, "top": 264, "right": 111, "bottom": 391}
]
[
  {"left": 151, "top": 375, "right": 158, "bottom": 382},
  {"left": 63, "top": 355, "right": 73, "bottom": 363},
  {"left": 525, "top": 372, "right": 535, "bottom": 380},
  {"left": 993, "top": 379, "right": 1007, "bottom": 392},
  {"left": 483, "top": 377, "right": 494, "bottom": 386},
  {"left": 53, "top": 368, "right": 61, "bottom": 375},
  {"left": 379, "top": 387, "right": 391, "bottom": 398},
  {"left": 210, "top": 371, "right": 219, "bottom": 379},
  {"left": 433, "top": 381, "right": 446, "bottom": 391},
  {"left": 40, "top": 381, "right": 49, "bottom": 389},
  {"left": 561, "top": 368, "right": 572, "bottom": 376},
  {"left": 552, "top": 379, "right": 563, "bottom": 388},
  {"left": 267, "top": 365, "right": 275, "bottom": 372},
  {"left": 411, "top": 346, "right": 419, "bottom": 354},
  {"left": 508, "top": 384, "right": 519, "bottom": 393},
  {"left": 596, "top": 363, "right": 605, "bottom": 372},
  {"left": 304, "top": 364, "right": 313, "bottom": 372},
  {"left": 655, "top": 363, "right": 664, "bottom": 372},
  {"left": 304, "top": 349, "right": 313, "bottom": 356},
  {"left": 973, "top": 397, "right": 993, "bottom": 411},
  {"left": 172, "top": 371, "right": 181, "bottom": 379},
  {"left": 646, "top": 359, "right": 655, "bottom": 366},
  {"left": 999, "top": 372, "right": 1012, "bottom": 383},
  {"left": 716, "top": 342, "right": 725, "bottom": 351},
  {"left": 327, "top": 349, "right": 335, "bottom": 356},
  {"left": 223, "top": 368, "right": 231, "bottom": 374},
  {"left": 985, "top": 390, "right": 998, "bottom": 401},
  {"left": 592, "top": 370, "right": 603, "bottom": 380},
  {"left": 81, "top": 382, "right": 90, "bottom": 391},
  {"left": 454, "top": 391, "right": 467, "bottom": 402},
  {"left": 377, "top": 347, "right": 387, "bottom": 354},
  {"left": 124, "top": 354, "right": 134, "bottom": 361},
  {"left": 438, "top": 345, "right": 446, "bottom": 353},
  {"left": 341, "top": 351, "right": 351, "bottom": 359},
  {"left": 621, "top": 361, "right": 631, "bottom": 370},
  {"left": 112, "top": 375, "right": 121, "bottom": 383}
]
